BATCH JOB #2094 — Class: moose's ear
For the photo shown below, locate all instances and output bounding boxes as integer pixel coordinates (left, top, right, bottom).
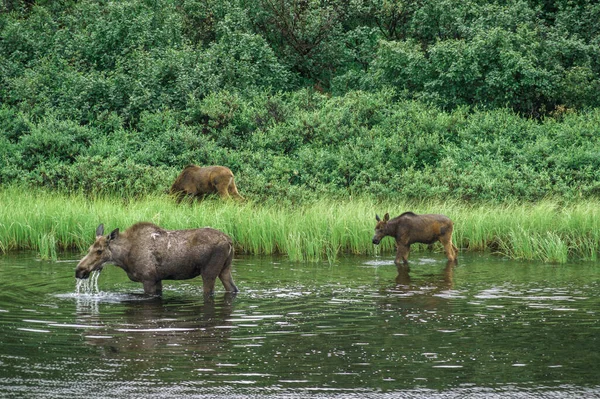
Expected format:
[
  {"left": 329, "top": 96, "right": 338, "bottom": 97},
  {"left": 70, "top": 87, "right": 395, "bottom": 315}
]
[
  {"left": 107, "top": 228, "right": 119, "bottom": 241},
  {"left": 95, "top": 224, "right": 105, "bottom": 238},
  {"left": 384, "top": 213, "right": 390, "bottom": 222},
  {"left": 376, "top": 214, "right": 381, "bottom": 222}
]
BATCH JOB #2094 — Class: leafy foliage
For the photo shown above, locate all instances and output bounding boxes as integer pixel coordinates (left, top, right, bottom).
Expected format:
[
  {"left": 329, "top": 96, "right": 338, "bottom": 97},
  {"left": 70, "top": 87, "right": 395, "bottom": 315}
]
[{"left": 2, "top": 0, "right": 600, "bottom": 202}]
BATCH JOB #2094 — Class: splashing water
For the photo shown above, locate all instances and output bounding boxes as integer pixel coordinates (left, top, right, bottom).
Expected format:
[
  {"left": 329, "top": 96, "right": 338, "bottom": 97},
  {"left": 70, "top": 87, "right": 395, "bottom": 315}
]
[{"left": 76, "top": 270, "right": 101, "bottom": 295}]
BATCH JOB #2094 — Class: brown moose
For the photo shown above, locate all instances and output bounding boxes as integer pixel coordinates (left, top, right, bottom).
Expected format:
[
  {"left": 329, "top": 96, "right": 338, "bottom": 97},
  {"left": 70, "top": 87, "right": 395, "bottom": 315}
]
[
  {"left": 372, "top": 212, "right": 458, "bottom": 265},
  {"left": 75, "top": 222, "right": 239, "bottom": 296},
  {"left": 170, "top": 165, "right": 244, "bottom": 202}
]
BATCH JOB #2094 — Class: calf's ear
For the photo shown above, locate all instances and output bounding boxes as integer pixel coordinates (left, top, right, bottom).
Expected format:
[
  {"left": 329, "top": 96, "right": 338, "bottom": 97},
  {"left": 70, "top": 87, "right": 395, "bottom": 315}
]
[
  {"left": 96, "top": 224, "right": 104, "bottom": 238},
  {"left": 376, "top": 214, "right": 381, "bottom": 222},
  {"left": 384, "top": 213, "right": 390, "bottom": 221},
  {"left": 108, "top": 228, "right": 120, "bottom": 242}
]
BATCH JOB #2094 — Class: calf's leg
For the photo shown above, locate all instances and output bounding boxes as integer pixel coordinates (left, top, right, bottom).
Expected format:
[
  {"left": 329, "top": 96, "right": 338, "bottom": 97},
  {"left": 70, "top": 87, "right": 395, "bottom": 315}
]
[
  {"left": 439, "top": 234, "right": 458, "bottom": 262},
  {"left": 394, "top": 244, "right": 410, "bottom": 266}
]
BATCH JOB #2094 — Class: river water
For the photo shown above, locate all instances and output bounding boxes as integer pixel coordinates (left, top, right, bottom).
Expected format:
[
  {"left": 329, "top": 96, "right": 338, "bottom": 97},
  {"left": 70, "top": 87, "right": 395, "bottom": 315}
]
[{"left": 0, "top": 252, "right": 599, "bottom": 398}]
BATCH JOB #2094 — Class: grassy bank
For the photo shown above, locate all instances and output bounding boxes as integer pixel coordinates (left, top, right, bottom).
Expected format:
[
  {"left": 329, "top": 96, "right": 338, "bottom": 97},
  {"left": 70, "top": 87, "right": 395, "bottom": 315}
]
[{"left": 1, "top": 188, "right": 600, "bottom": 264}]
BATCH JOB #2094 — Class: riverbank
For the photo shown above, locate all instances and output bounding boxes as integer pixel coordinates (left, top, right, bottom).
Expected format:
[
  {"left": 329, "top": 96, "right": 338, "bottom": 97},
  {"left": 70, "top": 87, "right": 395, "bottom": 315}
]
[{"left": 1, "top": 188, "right": 599, "bottom": 263}]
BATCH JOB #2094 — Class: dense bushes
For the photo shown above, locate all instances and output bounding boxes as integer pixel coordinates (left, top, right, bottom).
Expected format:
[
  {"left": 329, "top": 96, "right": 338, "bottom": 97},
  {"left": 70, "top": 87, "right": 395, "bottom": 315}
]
[
  {"left": 3, "top": 0, "right": 600, "bottom": 120},
  {"left": 2, "top": 90, "right": 600, "bottom": 203},
  {"left": 1, "top": 1, "right": 600, "bottom": 203}
]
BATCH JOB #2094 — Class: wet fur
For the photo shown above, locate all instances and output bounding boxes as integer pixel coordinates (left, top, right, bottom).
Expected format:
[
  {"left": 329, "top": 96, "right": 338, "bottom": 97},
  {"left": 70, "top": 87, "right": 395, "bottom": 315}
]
[
  {"left": 373, "top": 212, "right": 458, "bottom": 265},
  {"left": 170, "top": 165, "right": 243, "bottom": 201}
]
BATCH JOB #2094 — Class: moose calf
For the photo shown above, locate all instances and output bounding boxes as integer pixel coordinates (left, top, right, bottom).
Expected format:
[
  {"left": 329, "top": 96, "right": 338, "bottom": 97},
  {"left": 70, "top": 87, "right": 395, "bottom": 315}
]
[{"left": 372, "top": 212, "right": 458, "bottom": 265}]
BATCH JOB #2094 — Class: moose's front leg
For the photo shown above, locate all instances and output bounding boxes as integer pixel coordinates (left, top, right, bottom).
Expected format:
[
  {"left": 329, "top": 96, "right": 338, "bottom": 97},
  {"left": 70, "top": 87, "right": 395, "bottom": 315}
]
[
  {"left": 394, "top": 244, "right": 411, "bottom": 266},
  {"left": 202, "top": 276, "right": 217, "bottom": 297},
  {"left": 143, "top": 280, "right": 163, "bottom": 296}
]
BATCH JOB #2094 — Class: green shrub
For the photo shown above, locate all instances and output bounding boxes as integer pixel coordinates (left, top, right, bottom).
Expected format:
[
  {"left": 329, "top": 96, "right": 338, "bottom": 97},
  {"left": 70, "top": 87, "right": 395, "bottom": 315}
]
[
  {"left": 15, "top": 116, "right": 93, "bottom": 171},
  {"left": 26, "top": 156, "right": 173, "bottom": 197},
  {"left": 198, "top": 10, "right": 291, "bottom": 92},
  {"left": 2, "top": 86, "right": 600, "bottom": 203},
  {"left": 0, "top": 105, "right": 30, "bottom": 142}
]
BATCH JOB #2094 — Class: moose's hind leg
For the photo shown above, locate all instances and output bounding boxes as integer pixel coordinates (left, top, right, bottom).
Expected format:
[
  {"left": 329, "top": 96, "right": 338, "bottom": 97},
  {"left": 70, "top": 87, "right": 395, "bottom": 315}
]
[
  {"left": 219, "top": 268, "right": 238, "bottom": 293},
  {"left": 201, "top": 252, "right": 227, "bottom": 296},
  {"left": 228, "top": 180, "right": 244, "bottom": 201},
  {"left": 439, "top": 235, "right": 458, "bottom": 263},
  {"left": 213, "top": 176, "right": 233, "bottom": 199}
]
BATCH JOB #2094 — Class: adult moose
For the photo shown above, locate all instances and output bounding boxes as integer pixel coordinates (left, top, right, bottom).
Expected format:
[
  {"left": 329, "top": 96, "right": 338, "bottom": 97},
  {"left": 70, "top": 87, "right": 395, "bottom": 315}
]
[
  {"left": 372, "top": 212, "right": 458, "bottom": 265},
  {"left": 170, "top": 165, "right": 244, "bottom": 202},
  {"left": 75, "top": 222, "right": 239, "bottom": 296}
]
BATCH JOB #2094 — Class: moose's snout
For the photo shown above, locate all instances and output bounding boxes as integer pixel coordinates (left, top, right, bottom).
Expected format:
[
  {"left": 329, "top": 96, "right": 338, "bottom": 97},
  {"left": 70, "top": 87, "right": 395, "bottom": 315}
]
[
  {"left": 372, "top": 237, "right": 381, "bottom": 245},
  {"left": 75, "top": 268, "right": 90, "bottom": 279}
]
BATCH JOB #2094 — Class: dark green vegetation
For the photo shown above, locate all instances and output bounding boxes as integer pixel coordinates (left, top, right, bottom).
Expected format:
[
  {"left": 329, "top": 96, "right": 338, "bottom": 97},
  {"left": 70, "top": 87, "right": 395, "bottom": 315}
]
[{"left": 1, "top": 0, "right": 600, "bottom": 203}]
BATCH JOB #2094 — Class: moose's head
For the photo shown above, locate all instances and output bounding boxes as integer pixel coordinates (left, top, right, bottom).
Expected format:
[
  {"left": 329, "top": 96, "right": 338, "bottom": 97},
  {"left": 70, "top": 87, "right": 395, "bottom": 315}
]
[
  {"left": 75, "top": 224, "right": 119, "bottom": 279},
  {"left": 372, "top": 213, "right": 390, "bottom": 245}
]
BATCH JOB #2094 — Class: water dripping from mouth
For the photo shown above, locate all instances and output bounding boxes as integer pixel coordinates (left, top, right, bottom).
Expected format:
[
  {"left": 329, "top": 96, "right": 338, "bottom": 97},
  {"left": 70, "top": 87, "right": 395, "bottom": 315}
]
[{"left": 76, "top": 270, "right": 101, "bottom": 295}]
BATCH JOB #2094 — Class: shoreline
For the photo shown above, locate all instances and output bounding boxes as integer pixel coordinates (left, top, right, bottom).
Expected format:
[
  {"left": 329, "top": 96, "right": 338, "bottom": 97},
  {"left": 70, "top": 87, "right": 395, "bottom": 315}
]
[{"left": 2, "top": 189, "right": 600, "bottom": 263}]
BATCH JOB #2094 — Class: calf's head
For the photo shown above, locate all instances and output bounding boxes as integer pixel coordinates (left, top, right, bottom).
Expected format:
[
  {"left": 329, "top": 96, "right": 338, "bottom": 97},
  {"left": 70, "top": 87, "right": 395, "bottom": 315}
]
[
  {"left": 372, "top": 213, "right": 390, "bottom": 245},
  {"left": 75, "top": 224, "right": 119, "bottom": 279}
]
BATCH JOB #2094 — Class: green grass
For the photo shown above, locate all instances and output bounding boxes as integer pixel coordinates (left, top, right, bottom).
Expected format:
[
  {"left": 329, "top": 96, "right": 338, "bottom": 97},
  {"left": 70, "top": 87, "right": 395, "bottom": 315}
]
[{"left": 1, "top": 188, "right": 600, "bottom": 264}]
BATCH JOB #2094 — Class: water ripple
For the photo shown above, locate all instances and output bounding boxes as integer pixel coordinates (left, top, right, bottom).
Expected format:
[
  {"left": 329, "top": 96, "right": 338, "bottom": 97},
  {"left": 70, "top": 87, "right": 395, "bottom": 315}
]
[{"left": 1, "top": 253, "right": 600, "bottom": 397}]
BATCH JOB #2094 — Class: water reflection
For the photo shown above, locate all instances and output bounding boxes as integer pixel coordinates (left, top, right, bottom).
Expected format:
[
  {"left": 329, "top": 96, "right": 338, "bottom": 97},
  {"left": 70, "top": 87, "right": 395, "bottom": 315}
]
[
  {"left": 394, "top": 261, "right": 455, "bottom": 289},
  {"left": 77, "top": 294, "right": 236, "bottom": 356},
  {"left": 1, "top": 253, "right": 600, "bottom": 398}
]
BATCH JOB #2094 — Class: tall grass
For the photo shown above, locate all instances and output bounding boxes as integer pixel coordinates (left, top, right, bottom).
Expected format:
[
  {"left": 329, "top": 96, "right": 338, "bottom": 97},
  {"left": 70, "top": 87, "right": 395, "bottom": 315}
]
[{"left": 1, "top": 188, "right": 600, "bottom": 263}]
